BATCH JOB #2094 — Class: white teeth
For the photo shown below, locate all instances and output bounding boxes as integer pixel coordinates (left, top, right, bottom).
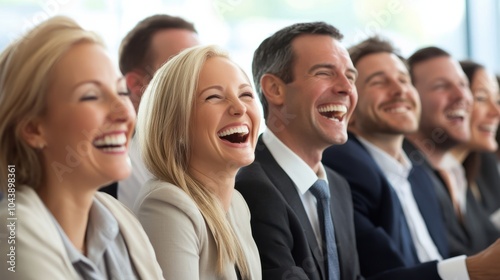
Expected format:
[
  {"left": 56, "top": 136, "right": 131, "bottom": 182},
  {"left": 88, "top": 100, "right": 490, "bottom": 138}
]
[
  {"left": 217, "top": 126, "right": 249, "bottom": 137},
  {"left": 447, "top": 109, "right": 466, "bottom": 118},
  {"left": 479, "top": 124, "right": 496, "bottom": 133},
  {"left": 93, "top": 133, "right": 127, "bottom": 147},
  {"left": 318, "top": 104, "right": 347, "bottom": 114}
]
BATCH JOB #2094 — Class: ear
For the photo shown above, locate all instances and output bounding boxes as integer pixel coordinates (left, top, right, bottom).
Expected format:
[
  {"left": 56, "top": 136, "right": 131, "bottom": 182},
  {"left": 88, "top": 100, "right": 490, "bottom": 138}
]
[
  {"left": 260, "top": 73, "right": 286, "bottom": 106},
  {"left": 125, "top": 71, "right": 148, "bottom": 98},
  {"left": 19, "top": 117, "right": 46, "bottom": 149}
]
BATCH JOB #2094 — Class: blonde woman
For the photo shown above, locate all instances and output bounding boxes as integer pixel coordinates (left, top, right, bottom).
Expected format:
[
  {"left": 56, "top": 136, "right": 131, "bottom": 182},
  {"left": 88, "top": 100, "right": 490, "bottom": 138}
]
[
  {"left": 134, "top": 45, "right": 262, "bottom": 279},
  {"left": 0, "top": 16, "right": 163, "bottom": 279}
]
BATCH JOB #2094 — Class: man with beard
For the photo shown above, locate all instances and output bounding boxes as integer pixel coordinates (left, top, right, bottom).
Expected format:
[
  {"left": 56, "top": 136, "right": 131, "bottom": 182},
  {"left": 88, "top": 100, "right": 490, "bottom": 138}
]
[{"left": 323, "top": 37, "right": 500, "bottom": 280}]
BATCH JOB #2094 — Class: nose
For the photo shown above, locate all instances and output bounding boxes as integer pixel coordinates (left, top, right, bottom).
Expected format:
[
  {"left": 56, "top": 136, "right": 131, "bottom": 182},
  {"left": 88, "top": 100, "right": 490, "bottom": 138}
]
[
  {"left": 229, "top": 97, "right": 247, "bottom": 116},
  {"left": 389, "top": 79, "right": 405, "bottom": 97},
  {"left": 109, "top": 91, "right": 135, "bottom": 122},
  {"left": 333, "top": 74, "right": 355, "bottom": 96},
  {"left": 452, "top": 83, "right": 473, "bottom": 105},
  {"left": 487, "top": 97, "right": 500, "bottom": 117}
]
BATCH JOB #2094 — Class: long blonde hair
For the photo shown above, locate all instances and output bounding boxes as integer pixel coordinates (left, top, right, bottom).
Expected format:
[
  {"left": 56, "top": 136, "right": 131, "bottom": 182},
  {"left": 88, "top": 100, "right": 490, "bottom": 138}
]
[
  {"left": 0, "top": 16, "right": 103, "bottom": 192},
  {"left": 137, "top": 45, "right": 250, "bottom": 278}
]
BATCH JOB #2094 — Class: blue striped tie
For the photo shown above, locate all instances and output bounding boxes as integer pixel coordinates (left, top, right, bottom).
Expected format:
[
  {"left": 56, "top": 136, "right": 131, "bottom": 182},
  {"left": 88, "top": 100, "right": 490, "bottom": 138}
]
[{"left": 310, "top": 179, "right": 340, "bottom": 280}]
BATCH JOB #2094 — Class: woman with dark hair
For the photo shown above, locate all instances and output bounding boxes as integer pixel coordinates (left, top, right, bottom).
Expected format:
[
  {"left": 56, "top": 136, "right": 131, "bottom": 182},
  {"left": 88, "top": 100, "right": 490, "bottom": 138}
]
[{"left": 451, "top": 60, "right": 500, "bottom": 227}]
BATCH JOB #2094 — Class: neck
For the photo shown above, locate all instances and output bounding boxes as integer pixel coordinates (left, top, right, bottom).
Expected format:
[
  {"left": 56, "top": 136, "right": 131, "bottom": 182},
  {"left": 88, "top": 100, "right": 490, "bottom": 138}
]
[
  {"left": 36, "top": 182, "right": 94, "bottom": 255},
  {"left": 270, "top": 128, "right": 323, "bottom": 174},
  {"left": 351, "top": 129, "right": 404, "bottom": 161},
  {"left": 189, "top": 166, "right": 236, "bottom": 212},
  {"left": 450, "top": 144, "right": 470, "bottom": 163},
  {"left": 406, "top": 133, "right": 448, "bottom": 168}
]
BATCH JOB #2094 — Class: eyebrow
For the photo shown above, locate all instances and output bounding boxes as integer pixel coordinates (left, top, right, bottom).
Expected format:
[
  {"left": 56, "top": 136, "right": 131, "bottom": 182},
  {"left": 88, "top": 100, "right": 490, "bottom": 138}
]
[
  {"left": 71, "top": 77, "right": 125, "bottom": 91},
  {"left": 308, "top": 63, "right": 358, "bottom": 78},
  {"left": 364, "top": 70, "right": 409, "bottom": 84},
  {"left": 198, "top": 83, "right": 252, "bottom": 96}
]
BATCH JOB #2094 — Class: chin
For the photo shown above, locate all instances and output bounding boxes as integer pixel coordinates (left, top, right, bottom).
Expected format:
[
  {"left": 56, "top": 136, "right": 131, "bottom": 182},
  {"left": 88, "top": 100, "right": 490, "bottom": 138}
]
[
  {"left": 104, "top": 166, "right": 132, "bottom": 182},
  {"left": 232, "top": 155, "right": 255, "bottom": 169},
  {"left": 328, "top": 134, "right": 348, "bottom": 145}
]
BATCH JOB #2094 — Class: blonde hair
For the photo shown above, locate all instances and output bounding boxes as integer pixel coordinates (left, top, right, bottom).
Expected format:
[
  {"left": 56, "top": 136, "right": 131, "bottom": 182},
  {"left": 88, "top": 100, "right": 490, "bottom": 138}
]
[
  {"left": 0, "top": 16, "right": 103, "bottom": 192},
  {"left": 137, "top": 45, "right": 250, "bottom": 278}
]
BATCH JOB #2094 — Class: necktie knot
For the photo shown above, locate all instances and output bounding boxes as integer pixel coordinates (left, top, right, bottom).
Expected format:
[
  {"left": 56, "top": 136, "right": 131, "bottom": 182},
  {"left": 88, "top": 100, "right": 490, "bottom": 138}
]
[{"left": 310, "top": 179, "right": 330, "bottom": 200}]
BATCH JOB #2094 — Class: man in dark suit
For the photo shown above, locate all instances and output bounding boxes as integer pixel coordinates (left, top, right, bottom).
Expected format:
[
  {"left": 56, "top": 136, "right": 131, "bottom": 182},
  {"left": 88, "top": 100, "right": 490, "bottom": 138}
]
[
  {"left": 235, "top": 22, "right": 362, "bottom": 280},
  {"left": 324, "top": 37, "right": 500, "bottom": 280},
  {"left": 404, "top": 47, "right": 500, "bottom": 256}
]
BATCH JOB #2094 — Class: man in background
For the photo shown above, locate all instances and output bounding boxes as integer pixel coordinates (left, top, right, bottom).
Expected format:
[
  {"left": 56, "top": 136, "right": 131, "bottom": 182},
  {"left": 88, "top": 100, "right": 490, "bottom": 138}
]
[
  {"left": 100, "top": 14, "right": 199, "bottom": 208},
  {"left": 324, "top": 37, "right": 500, "bottom": 280},
  {"left": 405, "top": 46, "right": 499, "bottom": 257}
]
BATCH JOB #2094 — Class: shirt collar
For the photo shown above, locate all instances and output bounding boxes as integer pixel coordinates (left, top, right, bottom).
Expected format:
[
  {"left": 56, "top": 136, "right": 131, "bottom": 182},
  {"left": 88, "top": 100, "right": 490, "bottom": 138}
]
[
  {"left": 262, "top": 129, "right": 328, "bottom": 195},
  {"left": 50, "top": 197, "right": 119, "bottom": 265},
  {"left": 357, "top": 136, "right": 412, "bottom": 179},
  {"left": 439, "top": 153, "right": 461, "bottom": 170}
]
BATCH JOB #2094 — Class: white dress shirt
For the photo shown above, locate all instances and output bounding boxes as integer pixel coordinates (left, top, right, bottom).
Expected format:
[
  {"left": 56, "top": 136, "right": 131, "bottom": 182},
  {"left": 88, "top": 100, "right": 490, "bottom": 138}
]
[
  {"left": 439, "top": 154, "right": 468, "bottom": 214},
  {"left": 357, "top": 137, "right": 469, "bottom": 280},
  {"left": 358, "top": 137, "right": 442, "bottom": 262},
  {"left": 263, "top": 129, "right": 328, "bottom": 253}
]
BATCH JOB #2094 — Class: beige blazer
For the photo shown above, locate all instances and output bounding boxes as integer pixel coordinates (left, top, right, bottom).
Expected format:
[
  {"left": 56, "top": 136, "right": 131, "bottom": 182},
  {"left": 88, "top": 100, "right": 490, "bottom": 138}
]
[
  {"left": 0, "top": 186, "right": 163, "bottom": 279},
  {"left": 134, "top": 180, "right": 262, "bottom": 280}
]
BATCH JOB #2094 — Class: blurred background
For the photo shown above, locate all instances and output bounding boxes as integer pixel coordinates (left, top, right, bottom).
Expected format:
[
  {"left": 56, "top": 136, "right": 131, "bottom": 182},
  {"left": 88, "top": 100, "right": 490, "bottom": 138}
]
[{"left": 1, "top": 0, "right": 498, "bottom": 80}]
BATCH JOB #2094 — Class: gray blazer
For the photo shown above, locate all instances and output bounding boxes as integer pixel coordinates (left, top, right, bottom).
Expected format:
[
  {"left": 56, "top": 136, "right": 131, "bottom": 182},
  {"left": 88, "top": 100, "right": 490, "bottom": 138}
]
[{"left": 135, "top": 180, "right": 262, "bottom": 280}]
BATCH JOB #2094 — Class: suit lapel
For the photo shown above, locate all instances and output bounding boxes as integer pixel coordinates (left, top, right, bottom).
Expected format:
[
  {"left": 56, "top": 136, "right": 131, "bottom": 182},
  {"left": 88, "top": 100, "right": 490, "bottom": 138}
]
[{"left": 255, "top": 137, "right": 326, "bottom": 279}]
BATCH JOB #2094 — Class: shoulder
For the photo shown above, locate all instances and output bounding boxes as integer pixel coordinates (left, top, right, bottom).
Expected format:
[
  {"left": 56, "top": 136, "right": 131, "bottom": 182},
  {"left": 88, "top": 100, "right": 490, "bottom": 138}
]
[
  {"left": 325, "top": 167, "right": 350, "bottom": 190},
  {"left": 236, "top": 160, "right": 269, "bottom": 183},
  {"left": 135, "top": 180, "right": 200, "bottom": 216},
  {"left": 323, "top": 139, "right": 384, "bottom": 189},
  {"left": 231, "top": 190, "right": 252, "bottom": 219},
  {"left": 0, "top": 186, "right": 77, "bottom": 279},
  {"left": 236, "top": 162, "right": 287, "bottom": 210},
  {"left": 134, "top": 180, "right": 206, "bottom": 233}
]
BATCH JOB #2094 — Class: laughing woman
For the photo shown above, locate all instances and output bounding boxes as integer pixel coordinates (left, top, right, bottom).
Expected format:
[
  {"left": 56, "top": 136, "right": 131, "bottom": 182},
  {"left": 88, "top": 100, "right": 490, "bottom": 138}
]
[
  {"left": 0, "top": 17, "right": 163, "bottom": 279},
  {"left": 452, "top": 61, "right": 500, "bottom": 224},
  {"left": 134, "top": 45, "right": 262, "bottom": 280}
]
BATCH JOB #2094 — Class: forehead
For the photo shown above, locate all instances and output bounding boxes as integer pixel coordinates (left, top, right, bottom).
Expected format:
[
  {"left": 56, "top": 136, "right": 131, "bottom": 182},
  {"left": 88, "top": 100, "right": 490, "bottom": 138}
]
[
  {"left": 50, "top": 42, "right": 117, "bottom": 87},
  {"left": 291, "top": 34, "right": 353, "bottom": 69},
  {"left": 472, "top": 68, "right": 500, "bottom": 93},
  {"left": 198, "top": 57, "right": 249, "bottom": 85},
  {"left": 412, "top": 56, "right": 465, "bottom": 83},
  {"left": 151, "top": 28, "right": 199, "bottom": 66},
  {"left": 356, "top": 52, "right": 408, "bottom": 76}
]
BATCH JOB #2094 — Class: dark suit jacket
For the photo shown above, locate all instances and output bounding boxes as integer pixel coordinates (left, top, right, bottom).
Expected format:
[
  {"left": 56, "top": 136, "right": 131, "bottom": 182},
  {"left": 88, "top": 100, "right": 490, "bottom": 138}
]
[
  {"left": 404, "top": 140, "right": 500, "bottom": 256},
  {"left": 235, "top": 137, "right": 362, "bottom": 280},
  {"left": 476, "top": 152, "right": 500, "bottom": 215},
  {"left": 323, "top": 134, "right": 447, "bottom": 280}
]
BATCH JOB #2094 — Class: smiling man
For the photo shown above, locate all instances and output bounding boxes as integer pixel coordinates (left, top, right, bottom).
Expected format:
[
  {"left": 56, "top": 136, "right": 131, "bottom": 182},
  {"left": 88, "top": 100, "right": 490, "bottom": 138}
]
[
  {"left": 405, "top": 47, "right": 500, "bottom": 257},
  {"left": 323, "top": 37, "right": 500, "bottom": 280},
  {"left": 235, "top": 22, "right": 362, "bottom": 280}
]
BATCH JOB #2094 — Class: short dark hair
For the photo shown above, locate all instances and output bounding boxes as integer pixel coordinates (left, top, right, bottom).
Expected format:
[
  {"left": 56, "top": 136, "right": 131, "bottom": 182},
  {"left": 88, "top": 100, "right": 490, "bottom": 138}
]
[
  {"left": 119, "top": 14, "right": 197, "bottom": 75},
  {"left": 252, "top": 22, "right": 343, "bottom": 120},
  {"left": 407, "top": 46, "right": 450, "bottom": 84},
  {"left": 459, "top": 60, "right": 484, "bottom": 86},
  {"left": 348, "top": 36, "right": 406, "bottom": 67}
]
